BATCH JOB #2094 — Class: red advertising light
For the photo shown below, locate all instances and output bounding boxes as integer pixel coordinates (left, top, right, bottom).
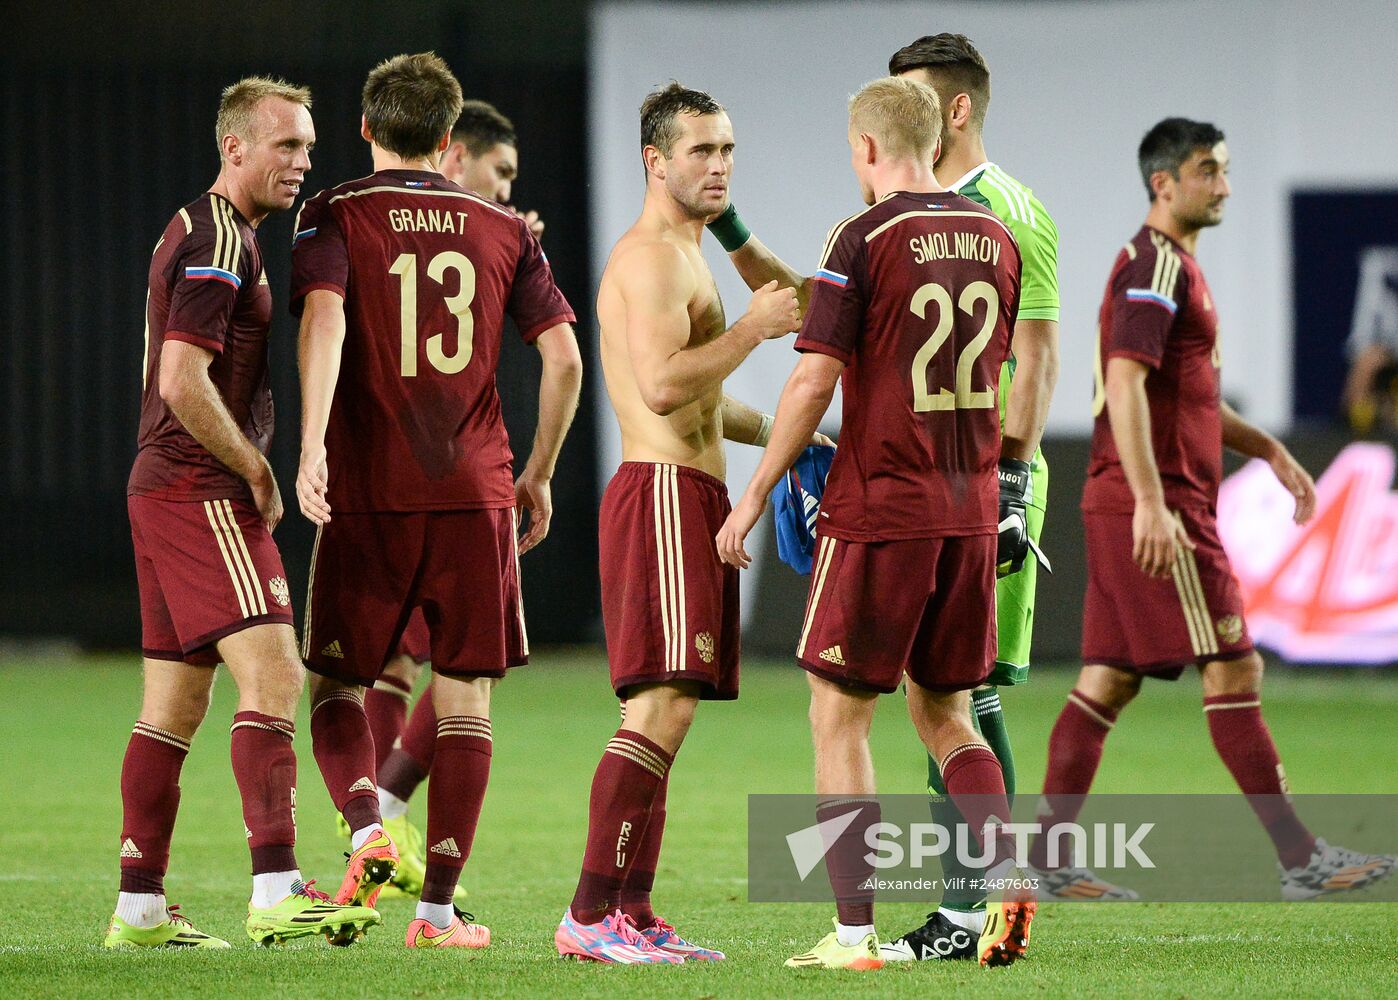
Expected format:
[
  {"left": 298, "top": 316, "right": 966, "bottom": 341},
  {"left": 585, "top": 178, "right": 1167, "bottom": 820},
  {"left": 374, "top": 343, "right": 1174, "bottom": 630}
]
[{"left": 1218, "top": 443, "right": 1398, "bottom": 664}]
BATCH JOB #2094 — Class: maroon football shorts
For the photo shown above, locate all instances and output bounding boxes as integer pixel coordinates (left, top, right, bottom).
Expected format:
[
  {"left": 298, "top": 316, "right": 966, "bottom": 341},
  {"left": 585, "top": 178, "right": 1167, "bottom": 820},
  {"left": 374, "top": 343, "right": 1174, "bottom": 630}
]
[
  {"left": 1081, "top": 507, "right": 1253, "bottom": 679},
  {"left": 395, "top": 609, "right": 431, "bottom": 665},
  {"left": 796, "top": 533, "right": 997, "bottom": 694},
  {"left": 600, "top": 462, "right": 739, "bottom": 700},
  {"left": 128, "top": 495, "right": 295, "bottom": 666},
  {"left": 302, "top": 507, "right": 527, "bottom": 686}
]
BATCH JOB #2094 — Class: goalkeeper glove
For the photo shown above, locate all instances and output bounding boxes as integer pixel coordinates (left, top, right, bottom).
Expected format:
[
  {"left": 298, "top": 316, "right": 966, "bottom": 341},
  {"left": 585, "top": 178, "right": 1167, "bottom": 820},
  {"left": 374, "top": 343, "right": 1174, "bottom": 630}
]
[{"left": 996, "top": 458, "right": 1032, "bottom": 578}]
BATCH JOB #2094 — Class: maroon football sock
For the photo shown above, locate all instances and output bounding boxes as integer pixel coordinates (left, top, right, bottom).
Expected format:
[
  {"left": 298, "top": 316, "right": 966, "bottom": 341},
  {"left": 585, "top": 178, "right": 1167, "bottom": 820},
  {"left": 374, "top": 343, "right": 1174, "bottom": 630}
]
[
  {"left": 941, "top": 743, "right": 1015, "bottom": 868},
  {"left": 619, "top": 771, "right": 668, "bottom": 928},
  {"left": 364, "top": 676, "right": 412, "bottom": 770},
  {"left": 378, "top": 694, "right": 437, "bottom": 801},
  {"left": 570, "top": 729, "right": 673, "bottom": 925},
  {"left": 422, "top": 716, "right": 493, "bottom": 904},
  {"left": 1029, "top": 689, "right": 1118, "bottom": 870},
  {"left": 119, "top": 722, "right": 191, "bottom": 894},
  {"left": 1204, "top": 693, "right": 1316, "bottom": 868},
  {"left": 818, "top": 798, "right": 880, "bottom": 928},
  {"left": 403, "top": 693, "right": 438, "bottom": 770},
  {"left": 310, "top": 690, "right": 381, "bottom": 833},
  {"left": 229, "top": 712, "right": 298, "bottom": 874}
]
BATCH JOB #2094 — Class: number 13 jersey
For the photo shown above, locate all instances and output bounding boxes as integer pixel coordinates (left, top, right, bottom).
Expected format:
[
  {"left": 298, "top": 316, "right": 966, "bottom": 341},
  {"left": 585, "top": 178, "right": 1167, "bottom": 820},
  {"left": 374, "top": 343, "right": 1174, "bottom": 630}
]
[
  {"left": 290, "top": 169, "right": 575, "bottom": 513},
  {"left": 794, "top": 191, "right": 1021, "bottom": 541}
]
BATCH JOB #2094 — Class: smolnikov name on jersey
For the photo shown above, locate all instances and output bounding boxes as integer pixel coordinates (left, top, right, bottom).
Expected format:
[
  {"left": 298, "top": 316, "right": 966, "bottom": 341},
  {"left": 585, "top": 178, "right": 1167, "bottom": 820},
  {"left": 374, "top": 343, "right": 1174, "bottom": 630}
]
[{"left": 909, "top": 230, "right": 1004, "bottom": 267}]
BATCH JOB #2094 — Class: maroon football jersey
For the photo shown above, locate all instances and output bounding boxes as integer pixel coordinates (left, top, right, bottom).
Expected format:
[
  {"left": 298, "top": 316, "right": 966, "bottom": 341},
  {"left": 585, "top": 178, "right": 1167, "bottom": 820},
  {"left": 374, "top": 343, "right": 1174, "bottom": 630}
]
[
  {"left": 1083, "top": 226, "right": 1223, "bottom": 513},
  {"left": 128, "top": 193, "right": 274, "bottom": 502},
  {"left": 795, "top": 191, "right": 1022, "bottom": 541},
  {"left": 290, "top": 169, "right": 574, "bottom": 512}
]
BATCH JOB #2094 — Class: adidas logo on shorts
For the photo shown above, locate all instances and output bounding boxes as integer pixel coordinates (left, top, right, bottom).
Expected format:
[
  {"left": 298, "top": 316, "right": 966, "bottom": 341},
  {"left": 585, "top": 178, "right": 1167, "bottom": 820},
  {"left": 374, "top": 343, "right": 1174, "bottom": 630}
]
[
  {"left": 430, "top": 838, "right": 462, "bottom": 859},
  {"left": 320, "top": 640, "right": 345, "bottom": 659},
  {"left": 348, "top": 776, "right": 375, "bottom": 794},
  {"left": 819, "top": 645, "right": 846, "bottom": 666},
  {"left": 120, "top": 838, "right": 143, "bottom": 859}
]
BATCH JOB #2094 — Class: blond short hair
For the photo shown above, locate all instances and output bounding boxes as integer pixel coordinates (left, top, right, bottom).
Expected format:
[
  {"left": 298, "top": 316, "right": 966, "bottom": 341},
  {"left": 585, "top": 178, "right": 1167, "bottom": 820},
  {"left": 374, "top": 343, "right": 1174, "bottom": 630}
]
[
  {"left": 848, "top": 76, "right": 940, "bottom": 162},
  {"left": 215, "top": 77, "right": 312, "bottom": 158}
]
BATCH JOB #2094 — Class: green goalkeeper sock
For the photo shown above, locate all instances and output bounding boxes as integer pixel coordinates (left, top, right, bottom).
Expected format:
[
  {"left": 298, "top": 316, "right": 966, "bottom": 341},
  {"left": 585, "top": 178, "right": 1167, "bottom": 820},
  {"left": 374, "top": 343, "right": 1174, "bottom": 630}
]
[{"left": 971, "top": 687, "right": 1016, "bottom": 803}]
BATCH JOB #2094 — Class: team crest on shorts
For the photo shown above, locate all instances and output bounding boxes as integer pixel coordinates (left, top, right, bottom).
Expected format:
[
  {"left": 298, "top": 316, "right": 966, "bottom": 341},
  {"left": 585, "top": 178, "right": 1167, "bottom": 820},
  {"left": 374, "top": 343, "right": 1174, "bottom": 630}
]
[
  {"left": 268, "top": 576, "right": 291, "bottom": 607},
  {"left": 1215, "top": 614, "right": 1243, "bottom": 644},
  {"left": 694, "top": 631, "right": 714, "bottom": 664}
]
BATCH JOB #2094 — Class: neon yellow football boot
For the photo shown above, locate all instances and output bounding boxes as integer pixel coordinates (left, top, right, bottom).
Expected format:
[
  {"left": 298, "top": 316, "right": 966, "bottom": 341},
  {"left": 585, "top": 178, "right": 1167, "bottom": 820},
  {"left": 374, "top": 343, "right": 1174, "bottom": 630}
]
[
  {"left": 785, "top": 919, "right": 884, "bottom": 970},
  {"left": 245, "top": 879, "right": 380, "bottom": 947},
  {"left": 104, "top": 906, "right": 231, "bottom": 949}
]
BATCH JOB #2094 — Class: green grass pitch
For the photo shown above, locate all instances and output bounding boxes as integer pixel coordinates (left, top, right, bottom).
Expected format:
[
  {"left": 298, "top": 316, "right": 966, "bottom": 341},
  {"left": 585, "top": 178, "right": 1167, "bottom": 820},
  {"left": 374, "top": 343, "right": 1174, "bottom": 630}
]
[{"left": 1, "top": 651, "right": 1394, "bottom": 998}]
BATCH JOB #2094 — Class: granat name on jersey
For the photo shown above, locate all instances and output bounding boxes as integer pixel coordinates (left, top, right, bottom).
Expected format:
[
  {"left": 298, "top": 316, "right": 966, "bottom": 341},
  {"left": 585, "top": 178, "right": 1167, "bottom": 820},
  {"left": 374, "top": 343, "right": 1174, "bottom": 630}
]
[
  {"left": 387, "top": 207, "right": 472, "bottom": 234},
  {"left": 908, "top": 231, "right": 1002, "bottom": 267}
]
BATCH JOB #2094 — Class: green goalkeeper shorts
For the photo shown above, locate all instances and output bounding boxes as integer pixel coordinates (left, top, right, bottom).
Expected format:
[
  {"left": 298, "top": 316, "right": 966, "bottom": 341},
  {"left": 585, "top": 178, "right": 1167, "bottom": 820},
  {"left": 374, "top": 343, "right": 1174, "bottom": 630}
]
[{"left": 988, "top": 447, "right": 1047, "bottom": 686}]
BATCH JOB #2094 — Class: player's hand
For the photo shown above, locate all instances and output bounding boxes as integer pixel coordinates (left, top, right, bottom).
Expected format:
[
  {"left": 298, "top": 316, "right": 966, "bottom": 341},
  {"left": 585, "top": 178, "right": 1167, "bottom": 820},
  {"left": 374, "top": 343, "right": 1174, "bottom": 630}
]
[
  {"left": 1268, "top": 447, "right": 1316, "bottom": 525},
  {"left": 716, "top": 492, "right": 767, "bottom": 569},
  {"left": 811, "top": 431, "right": 836, "bottom": 448},
  {"left": 513, "top": 207, "right": 545, "bottom": 240},
  {"left": 295, "top": 445, "right": 331, "bottom": 527},
  {"left": 1132, "top": 498, "right": 1193, "bottom": 578},
  {"left": 250, "top": 457, "right": 285, "bottom": 533},
  {"left": 514, "top": 473, "right": 553, "bottom": 554},
  {"left": 744, "top": 280, "right": 801, "bottom": 342},
  {"left": 996, "top": 458, "right": 1032, "bottom": 578}
]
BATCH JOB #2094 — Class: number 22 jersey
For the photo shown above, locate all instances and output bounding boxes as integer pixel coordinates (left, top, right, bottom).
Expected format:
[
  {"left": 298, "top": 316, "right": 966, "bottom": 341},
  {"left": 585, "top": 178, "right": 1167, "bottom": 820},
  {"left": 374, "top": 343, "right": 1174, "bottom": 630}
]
[
  {"left": 794, "top": 191, "right": 1022, "bottom": 541},
  {"left": 289, "top": 169, "right": 575, "bottom": 513}
]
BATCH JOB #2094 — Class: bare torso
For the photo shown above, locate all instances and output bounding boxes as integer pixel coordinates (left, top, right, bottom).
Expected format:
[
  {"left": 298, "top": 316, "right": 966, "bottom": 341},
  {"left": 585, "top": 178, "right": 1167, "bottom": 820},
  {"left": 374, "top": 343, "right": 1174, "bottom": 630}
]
[{"left": 598, "top": 224, "right": 730, "bottom": 479}]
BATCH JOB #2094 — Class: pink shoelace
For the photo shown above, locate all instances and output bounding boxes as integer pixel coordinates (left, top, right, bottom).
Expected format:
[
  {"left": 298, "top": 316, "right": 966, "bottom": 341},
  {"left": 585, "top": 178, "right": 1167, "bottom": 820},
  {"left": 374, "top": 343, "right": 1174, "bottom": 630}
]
[
  {"left": 292, "top": 879, "right": 332, "bottom": 902},
  {"left": 602, "top": 910, "right": 657, "bottom": 950}
]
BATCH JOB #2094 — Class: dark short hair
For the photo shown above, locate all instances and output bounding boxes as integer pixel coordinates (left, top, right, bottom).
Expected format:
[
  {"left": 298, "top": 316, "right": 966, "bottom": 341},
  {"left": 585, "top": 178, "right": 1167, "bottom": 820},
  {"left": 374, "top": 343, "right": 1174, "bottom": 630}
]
[
  {"left": 1137, "top": 117, "right": 1226, "bottom": 200},
  {"left": 639, "top": 82, "right": 724, "bottom": 156},
  {"left": 452, "top": 100, "right": 517, "bottom": 157},
  {"left": 362, "top": 52, "right": 465, "bottom": 160},
  {"left": 887, "top": 33, "right": 991, "bottom": 129}
]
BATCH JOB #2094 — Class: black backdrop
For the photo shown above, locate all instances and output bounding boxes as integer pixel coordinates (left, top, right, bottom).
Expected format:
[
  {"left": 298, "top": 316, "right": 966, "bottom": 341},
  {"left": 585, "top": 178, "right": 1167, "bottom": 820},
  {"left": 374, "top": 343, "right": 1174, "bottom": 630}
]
[{"left": 0, "top": 1, "right": 600, "bottom": 647}]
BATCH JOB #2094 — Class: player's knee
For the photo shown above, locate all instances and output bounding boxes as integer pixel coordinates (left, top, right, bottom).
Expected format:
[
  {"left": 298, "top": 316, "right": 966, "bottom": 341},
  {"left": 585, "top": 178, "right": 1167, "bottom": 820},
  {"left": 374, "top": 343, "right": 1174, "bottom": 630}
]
[
  {"left": 382, "top": 654, "right": 423, "bottom": 686},
  {"left": 808, "top": 682, "right": 875, "bottom": 741},
  {"left": 430, "top": 674, "right": 493, "bottom": 718},
  {"left": 1079, "top": 664, "right": 1141, "bottom": 710},
  {"left": 247, "top": 657, "right": 306, "bottom": 718},
  {"left": 139, "top": 661, "right": 215, "bottom": 738},
  {"left": 621, "top": 683, "right": 699, "bottom": 746},
  {"left": 1201, "top": 651, "right": 1264, "bottom": 697}
]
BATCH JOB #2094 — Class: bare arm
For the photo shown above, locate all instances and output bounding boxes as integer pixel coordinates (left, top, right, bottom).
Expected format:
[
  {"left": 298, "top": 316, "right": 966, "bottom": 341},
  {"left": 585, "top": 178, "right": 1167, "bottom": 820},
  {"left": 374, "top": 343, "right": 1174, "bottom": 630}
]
[
  {"left": 295, "top": 289, "right": 347, "bottom": 526},
  {"left": 159, "top": 340, "right": 281, "bottom": 530},
  {"left": 515, "top": 323, "right": 584, "bottom": 554},
  {"left": 721, "top": 394, "right": 770, "bottom": 445},
  {"left": 621, "top": 243, "right": 798, "bottom": 416},
  {"left": 1001, "top": 318, "right": 1060, "bottom": 461},
  {"left": 722, "top": 393, "right": 835, "bottom": 448},
  {"left": 716, "top": 353, "right": 843, "bottom": 568},
  {"left": 1221, "top": 400, "right": 1315, "bottom": 524},
  {"left": 1104, "top": 356, "right": 1192, "bottom": 577},
  {"left": 726, "top": 236, "right": 815, "bottom": 312}
]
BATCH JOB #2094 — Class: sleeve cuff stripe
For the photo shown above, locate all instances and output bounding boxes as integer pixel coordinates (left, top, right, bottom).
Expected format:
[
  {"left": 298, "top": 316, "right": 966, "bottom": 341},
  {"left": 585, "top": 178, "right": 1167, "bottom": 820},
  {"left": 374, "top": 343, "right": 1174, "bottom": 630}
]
[
  {"left": 520, "top": 313, "right": 576, "bottom": 342},
  {"left": 164, "top": 331, "right": 225, "bottom": 353},
  {"left": 1125, "top": 288, "right": 1177, "bottom": 313},
  {"left": 185, "top": 266, "right": 241, "bottom": 289}
]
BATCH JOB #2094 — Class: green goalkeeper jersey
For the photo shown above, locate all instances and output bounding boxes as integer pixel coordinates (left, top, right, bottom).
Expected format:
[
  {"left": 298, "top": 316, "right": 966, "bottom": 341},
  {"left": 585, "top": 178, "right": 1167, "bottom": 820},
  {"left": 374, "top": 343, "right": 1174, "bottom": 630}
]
[
  {"left": 950, "top": 163, "right": 1058, "bottom": 680},
  {"left": 948, "top": 162, "right": 1060, "bottom": 421}
]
